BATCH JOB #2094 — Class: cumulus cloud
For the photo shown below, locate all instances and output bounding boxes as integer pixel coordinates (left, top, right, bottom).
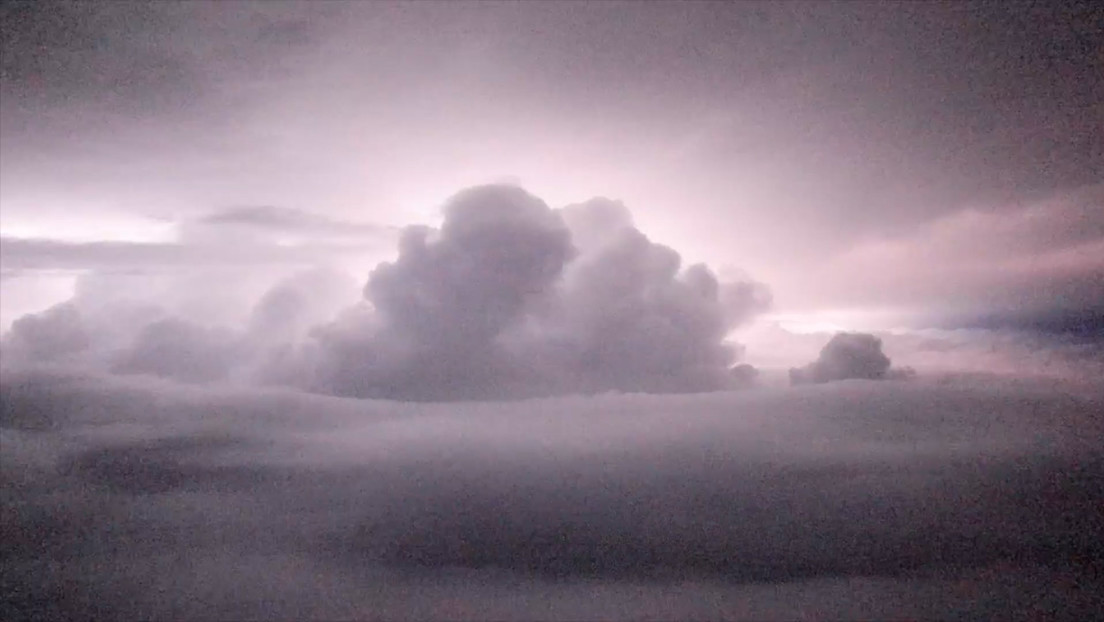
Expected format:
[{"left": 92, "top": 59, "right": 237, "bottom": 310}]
[
  {"left": 2, "top": 370, "right": 1101, "bottom": 620},
  {"left": 109, "top": 318, "right": 242, "bottom": 383},
  {"left": 730, "top": 362, "right": 759, "bottom": 387},
  {"left": 503, "top": 213, "right": 768, "bottom": 395},
  {"left": 0, "top": 297, "right": 239, "bottom": 386},
  {"left": 246, "top": 267, "right": 361, "bottom": 343},
  {"left": 0, "top": 204, "right": 393, "bottom": 330},
  {"left": 0, "top": 302, "right": 90, "bottom": 363},
  {"left": 1, "top": 185, "right": 770, "bottom": 400},
  {"left": 789, "top": 332, "right": 907, "bottom": 385},
  {"left": 294, "top": 186, "right": 770, "bottom": 399},
  {"left": 740, "top": 319, "right": 1104, "bottom": 387}
]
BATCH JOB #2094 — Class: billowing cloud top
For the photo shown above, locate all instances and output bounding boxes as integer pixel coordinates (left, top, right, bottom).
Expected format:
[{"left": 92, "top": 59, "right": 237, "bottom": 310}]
[{"left": 299, "top": 185, "right": 770, "bottom": 399}]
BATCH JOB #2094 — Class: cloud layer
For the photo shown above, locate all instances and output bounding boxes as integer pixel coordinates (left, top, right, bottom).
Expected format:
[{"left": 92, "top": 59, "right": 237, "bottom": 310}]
[
  {"left": 2, "top": 369, "right": 1101, "bottom": 620},
  {"left": 792, "top": 183, "right": 1104, "bottom": 314}
]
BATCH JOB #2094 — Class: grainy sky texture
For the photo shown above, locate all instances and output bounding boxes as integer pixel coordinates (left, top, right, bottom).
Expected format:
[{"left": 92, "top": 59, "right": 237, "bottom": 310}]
[{"left": 2, "top": 2, "right": 1103, "bottom": 620}]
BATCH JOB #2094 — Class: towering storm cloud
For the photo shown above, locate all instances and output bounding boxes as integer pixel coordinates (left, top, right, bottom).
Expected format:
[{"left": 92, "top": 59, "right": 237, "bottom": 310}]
[
  {"left": 511, "top": 198, "right": 769, "bottom": 395},
  {"left": 307, "top": 185, "right": 576, "bottom": 400},
  {"left": 1, "top": 185, "right": 770, "bottom": 400},
  {"left": 303, "top": 185, "right": 769, "bottom": 399}
]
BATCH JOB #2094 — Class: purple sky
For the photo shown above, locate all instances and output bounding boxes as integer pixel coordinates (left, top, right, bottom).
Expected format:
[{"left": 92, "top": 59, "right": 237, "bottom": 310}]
[
  {"left": 1, "top": 0, "right": 1101, "bottom": 343},
  {"left": 3, "top": 5, "right": 1104, "bottom": 618}
]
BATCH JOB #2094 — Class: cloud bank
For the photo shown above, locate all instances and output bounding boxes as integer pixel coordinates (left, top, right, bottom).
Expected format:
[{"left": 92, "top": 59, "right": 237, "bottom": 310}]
[
  {"left": 2, "top": 369, "right": 1101, "bottom": 620},
  {"left": 1, "top": 185, "right": 770, "bottom": 400}
]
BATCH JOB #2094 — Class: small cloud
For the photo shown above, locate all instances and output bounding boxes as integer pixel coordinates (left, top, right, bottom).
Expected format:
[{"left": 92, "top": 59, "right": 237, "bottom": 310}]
[
  {"left": 730, "top": 363, "right": 759, "bottom": 387},
  {"left": 790, "top": 332, "right": 896, "bottom": 385}
]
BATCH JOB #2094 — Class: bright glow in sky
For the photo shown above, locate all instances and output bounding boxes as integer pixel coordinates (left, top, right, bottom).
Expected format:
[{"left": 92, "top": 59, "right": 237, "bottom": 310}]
[
  {"left": 1, "top": 1, "right": 1101, "bottom": 346},
  {"left": 0, "top": 212, "right": 178, "bottom": 244},
  {"left": 764, "top": 309, "right": 918, "bottom": 335},
  {"left": 2, "top": 7, "right": 1102, "bottom": 618}
]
